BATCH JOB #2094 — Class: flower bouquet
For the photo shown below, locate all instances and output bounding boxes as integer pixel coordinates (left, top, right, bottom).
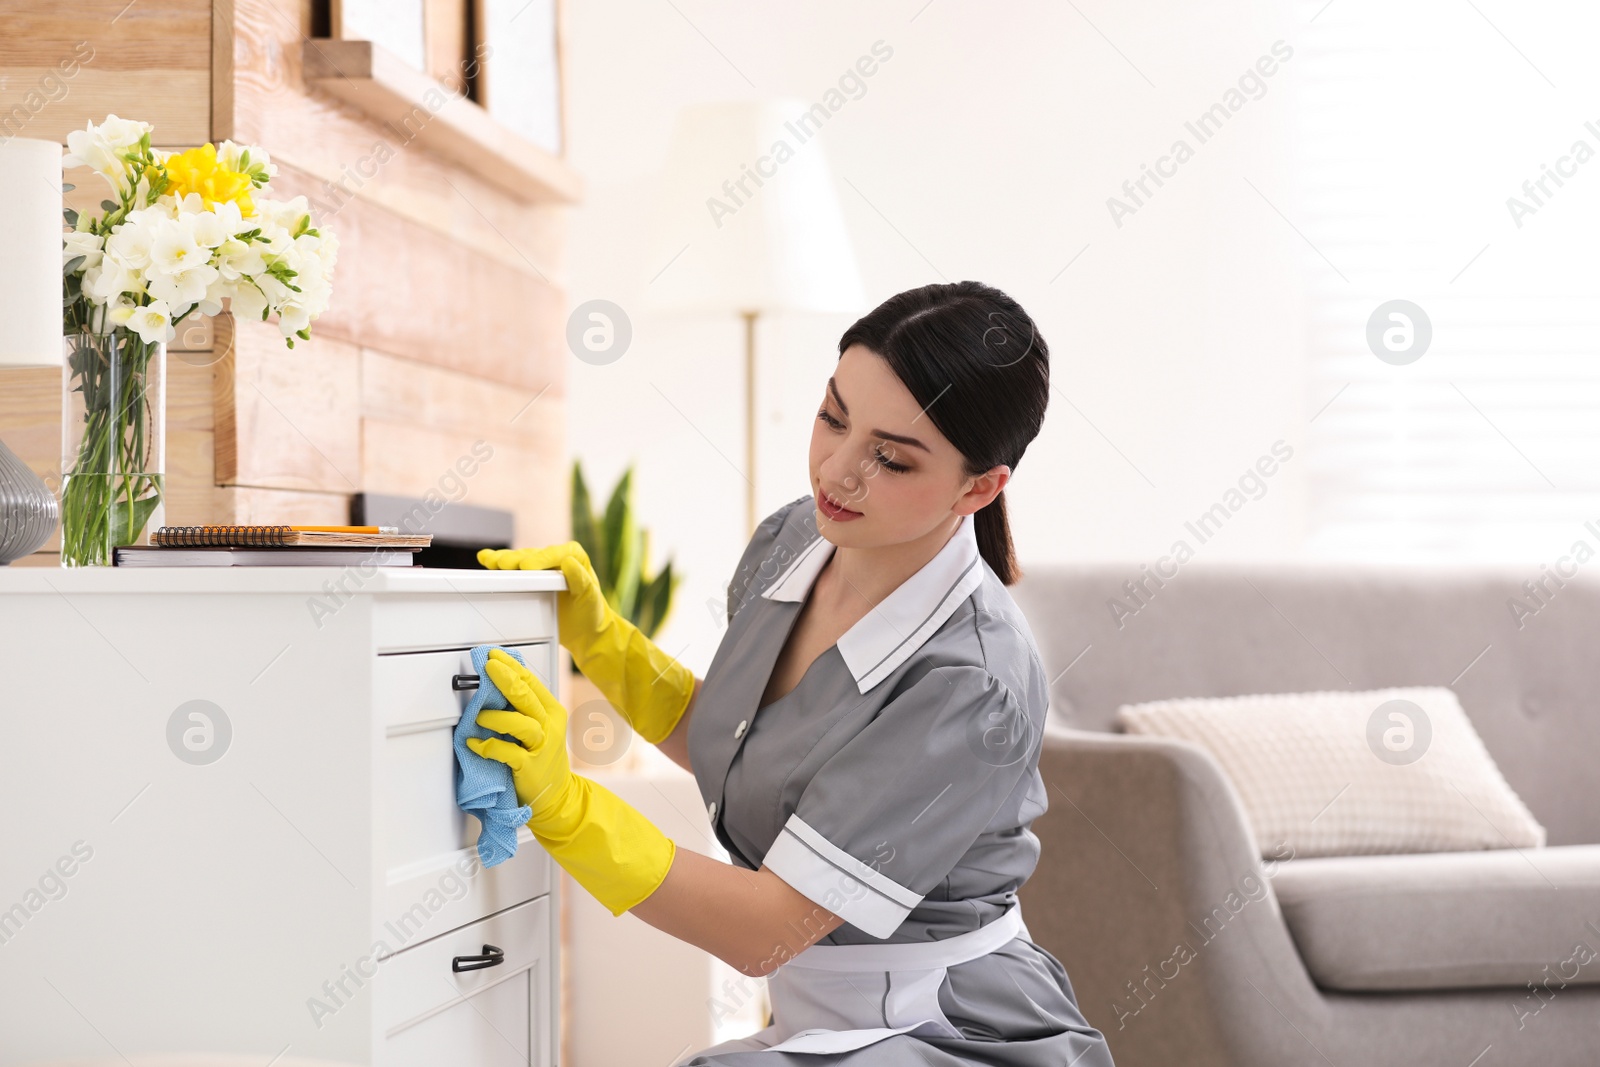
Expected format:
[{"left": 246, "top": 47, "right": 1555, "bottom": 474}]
[{"left": 59, "top": 115, "right": 337, "bottom": 565}]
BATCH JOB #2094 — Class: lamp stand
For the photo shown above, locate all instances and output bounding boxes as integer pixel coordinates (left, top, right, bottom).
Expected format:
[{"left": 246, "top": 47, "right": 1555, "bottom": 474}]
[{"left": 742, "top": 309, "right": 759, "bottom": 538}]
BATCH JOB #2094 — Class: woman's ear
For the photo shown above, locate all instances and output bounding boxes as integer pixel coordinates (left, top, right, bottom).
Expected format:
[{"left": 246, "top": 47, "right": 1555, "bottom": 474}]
[{"left": 955, "top": 465, "right": 1010, "bottom": 515}]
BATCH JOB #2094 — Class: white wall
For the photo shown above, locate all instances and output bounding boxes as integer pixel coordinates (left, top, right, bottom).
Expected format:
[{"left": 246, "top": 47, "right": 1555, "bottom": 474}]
[{"left": 562, "top": 0, "right": 1312, "bottom": 676}]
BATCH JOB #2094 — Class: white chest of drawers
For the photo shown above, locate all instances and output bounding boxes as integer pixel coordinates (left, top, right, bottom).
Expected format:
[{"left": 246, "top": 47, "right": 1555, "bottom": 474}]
[{"left": 0, "top": 567, "right": 564, "bottom": 1067}]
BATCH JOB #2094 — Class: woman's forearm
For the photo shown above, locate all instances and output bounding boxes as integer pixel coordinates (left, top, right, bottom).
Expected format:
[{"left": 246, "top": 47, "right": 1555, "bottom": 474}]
[
  {"left": 627, "top": 675, "right": 844, "bottom": 973},
  {"left": 651, "top": 676, "right": 699, "bottom": 773},
  {"left": 629, "top": 846, "right": 844, "bottom": 976}
]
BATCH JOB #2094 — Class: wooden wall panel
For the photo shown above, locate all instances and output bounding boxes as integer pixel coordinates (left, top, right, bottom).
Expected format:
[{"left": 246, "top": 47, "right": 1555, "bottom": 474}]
[
  {"left": 266, "top": 160, "right": 567, "bottom": 392},
  {"left": 361, "top": 348, "right": 559, "bottom": 449},
  {"left": 214, "top": 319, "right": 362, "bottom": 492},
  {"left": 362, "top": 416, "right": 568, "bottom": 550},
  {"left": 219, "top": 485, "right": 349, "bottom": 523},
  {"left": 0, "top": 1, "right": 211, "bottom": 145},
  {"left": 229, "top": 0, "right": 568, "bottom": 278}
]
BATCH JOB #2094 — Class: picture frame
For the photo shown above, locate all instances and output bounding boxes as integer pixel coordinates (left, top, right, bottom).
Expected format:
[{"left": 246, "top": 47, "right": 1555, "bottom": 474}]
[
  {"left": 474, "top": 0, "right": 567, "bottom": 156},
  {"left": 331, "top": 0, "right": 428, "bottom": 71}
]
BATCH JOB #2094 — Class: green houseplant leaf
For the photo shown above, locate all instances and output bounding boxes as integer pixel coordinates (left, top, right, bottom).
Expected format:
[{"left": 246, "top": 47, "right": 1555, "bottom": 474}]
[
  {"left": 571, "top": 463, "right": 600, "bottom": 572},
  {"left": 601, "top": 468, "right": 640, "bottom": 620},
  {"left": 568, "top": 459, "right": 682, "bottom": 669}
]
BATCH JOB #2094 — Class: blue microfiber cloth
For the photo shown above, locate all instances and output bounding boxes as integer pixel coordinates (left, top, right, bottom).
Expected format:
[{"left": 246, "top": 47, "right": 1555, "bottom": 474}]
[{"left": 454, "top": 645, "right": 534, "bottom": 868}]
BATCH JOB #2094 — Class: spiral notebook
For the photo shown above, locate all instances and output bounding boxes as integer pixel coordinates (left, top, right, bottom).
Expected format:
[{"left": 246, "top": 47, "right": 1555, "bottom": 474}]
[
  {"left": 115, "top": 546, "right": 417, "bottom": 568},
  {"left": 150, "top": 525, "right": 432, "bottom": 548}
]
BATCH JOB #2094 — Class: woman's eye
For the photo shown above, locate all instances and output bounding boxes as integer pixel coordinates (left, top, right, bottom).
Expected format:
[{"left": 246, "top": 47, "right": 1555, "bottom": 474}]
[
  {"left": 816, "top": 408, "right": 844, "bottom": 430},
  {"left": 873, "top": 446, "right": 909, "bottom": 473}
]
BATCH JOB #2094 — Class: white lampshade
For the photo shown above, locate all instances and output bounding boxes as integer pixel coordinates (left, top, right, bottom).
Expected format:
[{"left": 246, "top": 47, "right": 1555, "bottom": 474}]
[
  {"left": 645, "top": 99, "right": 865, "bottom": 315},
  {"left": 0, "top": 137, "right": 62, "bottom": 368}
]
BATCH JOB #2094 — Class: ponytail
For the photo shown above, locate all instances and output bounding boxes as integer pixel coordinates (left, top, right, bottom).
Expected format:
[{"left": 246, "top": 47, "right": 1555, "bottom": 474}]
[{"left": 973, "top": 489, "right": 1019, "bottom": 585}]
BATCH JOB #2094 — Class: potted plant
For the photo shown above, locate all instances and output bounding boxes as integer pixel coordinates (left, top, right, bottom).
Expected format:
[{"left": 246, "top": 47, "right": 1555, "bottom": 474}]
[{"left": 562, "top": 460, "right": 682, "bottom": 772}]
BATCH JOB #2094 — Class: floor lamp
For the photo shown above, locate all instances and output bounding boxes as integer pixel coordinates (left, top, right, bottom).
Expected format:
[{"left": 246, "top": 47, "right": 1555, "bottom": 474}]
[{"left": 647, "top": 99, "right": 865, "bottom": 536}]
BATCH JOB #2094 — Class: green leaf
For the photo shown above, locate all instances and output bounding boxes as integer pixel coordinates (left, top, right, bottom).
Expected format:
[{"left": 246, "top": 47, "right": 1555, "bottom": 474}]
[
  {"left": 636, "top": 559, "right": 676, "bottom": 638},
  {"left": 101, "top": 200, "right": 117, "bottom": 212},
  {"left": 601, "top": 467, "right": 638, "bottom": 616},
  {"left": 62, "top": 182, "right": 75, "bottom": 193},
  {"left": 570, "top": 459, "right": 681, "bottom": 635},
  {"left": 110, "top": 493, "right": 161, "bottom": 547},
  {"left": 63, "top": 255, "right": 85, "bottom": 275},
  {"left": 63, "top": 208, "right": 79, "bottom": 227},
  {"left": 616, "top": 525, "right": 642, "bottom": 621},
  {"left": 571, "top": 461, "right": 599, "bottom": 564}
]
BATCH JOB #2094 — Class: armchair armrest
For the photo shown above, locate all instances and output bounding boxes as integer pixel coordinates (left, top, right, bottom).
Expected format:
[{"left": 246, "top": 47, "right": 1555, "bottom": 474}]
[{"left": 1022, "top": 724, "right": 1326, "bottom": 1067}]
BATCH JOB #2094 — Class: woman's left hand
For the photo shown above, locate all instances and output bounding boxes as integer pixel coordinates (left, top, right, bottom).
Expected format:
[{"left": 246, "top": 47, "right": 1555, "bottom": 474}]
[{"left": 466, "top": 648, "right": 573, "bottom": 824}]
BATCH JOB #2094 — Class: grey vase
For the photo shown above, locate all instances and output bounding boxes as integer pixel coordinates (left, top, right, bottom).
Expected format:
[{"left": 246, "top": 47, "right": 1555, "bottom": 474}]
[{"left": 0, "top": 437, "right": 58, "bottom": 564}]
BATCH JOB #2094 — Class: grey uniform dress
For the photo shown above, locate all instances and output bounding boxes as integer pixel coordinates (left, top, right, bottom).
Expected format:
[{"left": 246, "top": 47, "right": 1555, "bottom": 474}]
[{"left": 679, "top": 494, "right": 1115, "bottom": 1066}]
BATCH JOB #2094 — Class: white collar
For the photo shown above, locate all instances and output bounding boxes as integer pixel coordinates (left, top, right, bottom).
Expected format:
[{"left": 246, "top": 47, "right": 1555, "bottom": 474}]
[{"left": 761, "top": 511, "right": 986, "bottom": 693}]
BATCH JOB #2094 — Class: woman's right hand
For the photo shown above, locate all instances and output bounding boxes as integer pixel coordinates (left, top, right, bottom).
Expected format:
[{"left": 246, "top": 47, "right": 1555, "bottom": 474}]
[
  {"left": 479, "top": 540, "right": 695, "bottom": 748},
  {"left": 478, "top": 541, "right": 614, "bottom": 660}
]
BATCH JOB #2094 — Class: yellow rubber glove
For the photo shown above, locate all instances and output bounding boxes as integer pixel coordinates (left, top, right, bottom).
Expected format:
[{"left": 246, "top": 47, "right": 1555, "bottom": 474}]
[
  {"left": 477, "top": 541, "right": 694, "bottom": 745},
  {"left": 465, "top": 648, "right": 676, "bottom": 916}
]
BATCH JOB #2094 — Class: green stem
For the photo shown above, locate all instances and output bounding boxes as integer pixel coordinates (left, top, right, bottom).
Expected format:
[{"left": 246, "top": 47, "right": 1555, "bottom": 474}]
[{"left": 60, "top": 307, "right": 163, "bottom": 567}]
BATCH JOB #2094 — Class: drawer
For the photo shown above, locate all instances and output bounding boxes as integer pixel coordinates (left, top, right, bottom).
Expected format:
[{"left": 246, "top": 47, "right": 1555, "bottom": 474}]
[
  {"left": 375, "top": 641, "right": 557, "bottom": 731},
  {"left": 380, "top": 835, "right": 550, "bottom": 953},
  {"left": 377, "top": 643, "right": 557, "bottom": 939},
  {"left": 375, "top": 896, "right": 553, "bottom": 1067},
  {"left": 372, "top": 593, "right": 557, "bottom": 654}
]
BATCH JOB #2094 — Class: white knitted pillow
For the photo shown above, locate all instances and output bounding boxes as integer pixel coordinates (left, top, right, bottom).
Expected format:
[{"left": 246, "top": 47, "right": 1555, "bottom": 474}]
[{"left": 1114, "top": 687, "right": 1546, "bottom": 859}]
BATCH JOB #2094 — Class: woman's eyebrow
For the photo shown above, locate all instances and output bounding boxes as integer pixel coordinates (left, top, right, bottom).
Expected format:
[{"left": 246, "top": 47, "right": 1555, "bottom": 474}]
[{"left": 828, "top": 377, "right": 930, "bottom": 452}]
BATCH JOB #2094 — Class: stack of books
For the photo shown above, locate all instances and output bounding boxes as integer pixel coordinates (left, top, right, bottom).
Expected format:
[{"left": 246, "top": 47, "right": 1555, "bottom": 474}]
[{"left": 113, "top": 525, "right": 432, "bottom": 567}]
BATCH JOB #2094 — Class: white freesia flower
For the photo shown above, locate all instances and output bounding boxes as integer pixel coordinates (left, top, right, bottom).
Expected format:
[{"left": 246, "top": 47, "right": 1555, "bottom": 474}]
[
  {"left": 63, "top": 231, "right": 103, "bottom": 270},
  {"left": 196, "top": 273, "right": 234, "bottom": 318},
  {"left": 210, "top": 200, "right": 247, "bottom": 236},
  {"left": 150, "top": 218, "right": 208, "bottom": 275},
  {"left": 213, "top": 236, "right": 266, "bottom": 281},
  {"left": 110, "top": 299, "right": 173, "bottom": 345},
  {"left": 228, "top": 281, "right": 269, "bottom": 323},
  {"left": 83, "top": 261, "right": 139, "bottom": 304},
  {"left": 147, "top": 264, "right": 219, "bottom": 309},
  {"left": 64, "top": 115, "right": 152, "bottom": 183},
  {"left": 215, "top": 139, "right": 277, "bottom": 184},
  {"left": 276, "top": 299, "right": 313, "bottom": 338},
  {"left": 104, "top": 210, "right": 159, "bottom": 272},
  {"left": 187, "top": 211, "right": 229, "bottom": 249}
]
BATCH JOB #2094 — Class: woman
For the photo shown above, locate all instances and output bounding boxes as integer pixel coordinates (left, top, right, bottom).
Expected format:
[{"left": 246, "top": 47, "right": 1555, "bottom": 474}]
[{"left": 472, "top": 281, "right": 1115, "bottom": 1065}]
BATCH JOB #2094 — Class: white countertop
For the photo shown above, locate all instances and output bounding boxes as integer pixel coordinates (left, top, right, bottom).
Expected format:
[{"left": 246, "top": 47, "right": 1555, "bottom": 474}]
[{"left": 0, "top": 565, "right": 568, "bottom": 595}]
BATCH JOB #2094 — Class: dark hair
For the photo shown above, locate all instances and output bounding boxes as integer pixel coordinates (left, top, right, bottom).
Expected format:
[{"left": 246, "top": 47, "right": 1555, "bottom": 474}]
[{"left": 837, "top": 280, "right": 1049, "bottom": 585}]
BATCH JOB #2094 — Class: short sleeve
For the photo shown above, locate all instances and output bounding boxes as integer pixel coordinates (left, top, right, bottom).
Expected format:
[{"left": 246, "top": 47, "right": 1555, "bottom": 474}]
[
  {"left": 723, "top": 494, "right": 811, "bottom": 624},
  {"left": 761, "top": 664, "right": 1040, "bottom": 938}
]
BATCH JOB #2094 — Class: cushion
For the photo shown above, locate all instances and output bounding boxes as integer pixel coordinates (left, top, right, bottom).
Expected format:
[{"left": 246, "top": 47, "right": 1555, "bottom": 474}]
[
  {"left": 1270, "top": 845, "right": 1600, "bottom": 991},
  {"left": 1114, "top": 686, "right": 1545, "bottom": 858}
]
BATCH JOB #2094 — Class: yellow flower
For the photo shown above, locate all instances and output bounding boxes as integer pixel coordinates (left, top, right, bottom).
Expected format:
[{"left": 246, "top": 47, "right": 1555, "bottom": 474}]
[{"left": 164, "top": 143, "right": 255, "bottom": 216}]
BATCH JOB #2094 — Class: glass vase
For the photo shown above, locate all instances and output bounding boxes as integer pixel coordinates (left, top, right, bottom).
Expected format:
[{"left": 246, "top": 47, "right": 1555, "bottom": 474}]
[{"left": 59, "top": 306, "right": 165, "bottom": 567}]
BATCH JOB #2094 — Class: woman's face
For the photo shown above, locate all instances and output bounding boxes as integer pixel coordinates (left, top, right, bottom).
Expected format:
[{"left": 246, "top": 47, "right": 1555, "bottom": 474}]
[{"left": 809, "top": 343, "right": 1007, "bottom": 548}]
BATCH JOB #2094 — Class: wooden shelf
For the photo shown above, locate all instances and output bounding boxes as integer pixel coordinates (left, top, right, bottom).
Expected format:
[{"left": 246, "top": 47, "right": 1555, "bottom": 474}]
[{"left": 301, "top": 38, "right": 583, "bottom": 205}]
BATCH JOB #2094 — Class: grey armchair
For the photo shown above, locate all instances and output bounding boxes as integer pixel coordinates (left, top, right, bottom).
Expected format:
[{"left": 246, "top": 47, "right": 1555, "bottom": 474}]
[{"left": 1012, "top": 562, "right": 1600, "bottom": 1067}]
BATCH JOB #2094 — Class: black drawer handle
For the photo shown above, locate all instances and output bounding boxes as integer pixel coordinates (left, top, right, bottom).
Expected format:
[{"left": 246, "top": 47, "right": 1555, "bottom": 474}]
[
  {"left": 453, "top": 674, "right": 480, "bottom": 691},
  {"left": 452, "top": 944, "right": 505, "bottom": 972}
]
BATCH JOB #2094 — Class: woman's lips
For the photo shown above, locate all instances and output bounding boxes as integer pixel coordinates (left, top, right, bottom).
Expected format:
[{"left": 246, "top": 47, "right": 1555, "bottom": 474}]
[{"left": 817, "top": 489, "right": 863, "bottom": 521}]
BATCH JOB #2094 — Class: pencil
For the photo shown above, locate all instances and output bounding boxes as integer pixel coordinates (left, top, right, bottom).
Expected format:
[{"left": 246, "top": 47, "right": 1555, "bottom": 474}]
[{"left": 289, "top": 525, "right": 401, "bottom": 534}]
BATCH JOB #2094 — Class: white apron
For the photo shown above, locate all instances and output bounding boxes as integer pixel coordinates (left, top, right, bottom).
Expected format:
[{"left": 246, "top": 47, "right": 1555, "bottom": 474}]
[{"left": 685, "top": 904, "right": 1029, "bottom": 1060}]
